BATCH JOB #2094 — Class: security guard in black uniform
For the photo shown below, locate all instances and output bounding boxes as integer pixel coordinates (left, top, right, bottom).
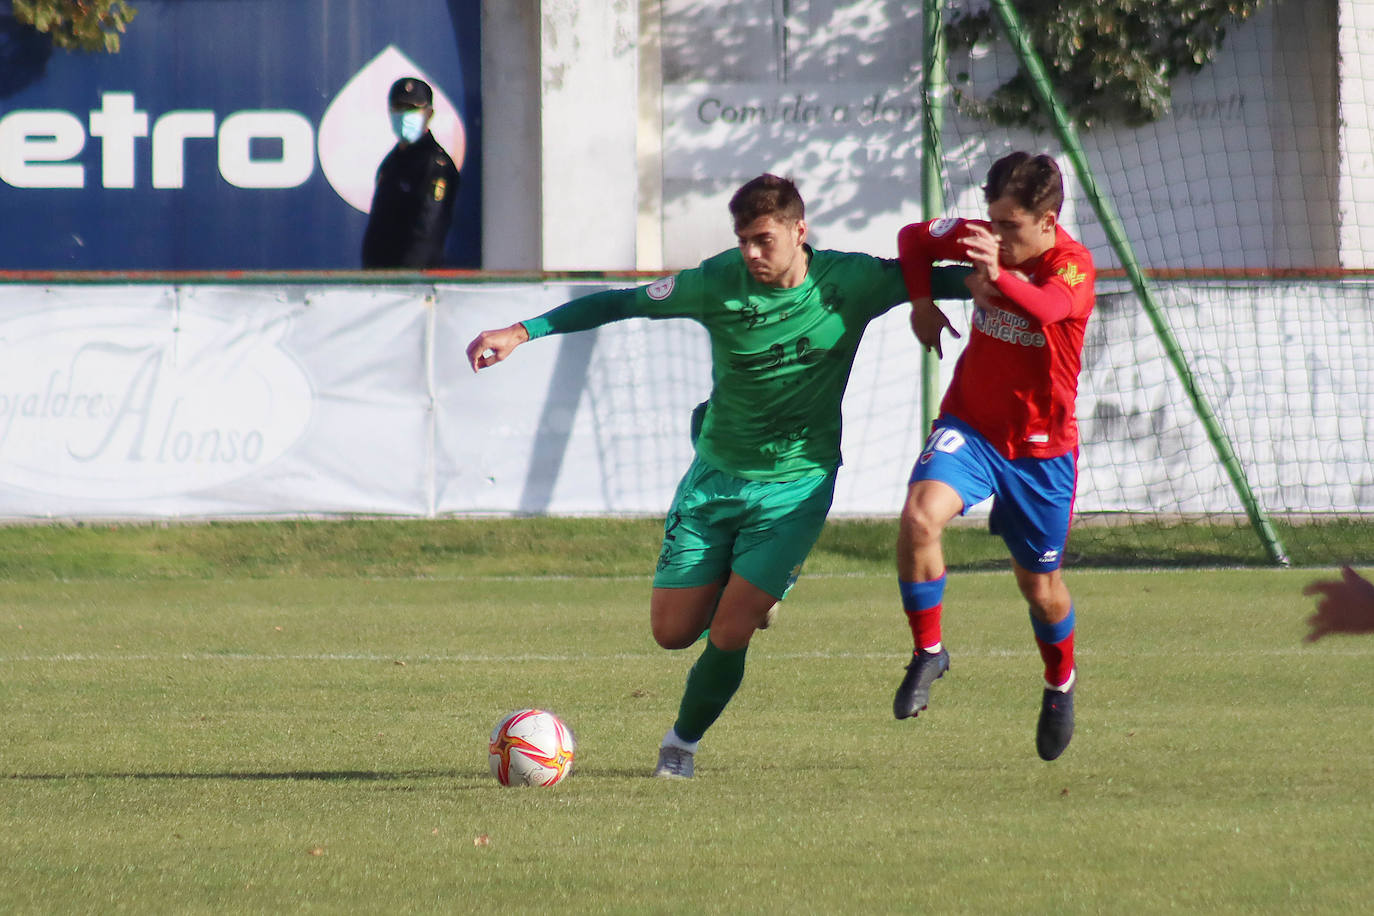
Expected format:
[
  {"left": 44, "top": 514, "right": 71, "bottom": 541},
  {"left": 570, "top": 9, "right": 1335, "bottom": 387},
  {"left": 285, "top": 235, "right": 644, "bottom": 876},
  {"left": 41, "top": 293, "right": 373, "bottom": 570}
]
[{"left": 361, "top": 77, "right": 461, "bottom": 269}]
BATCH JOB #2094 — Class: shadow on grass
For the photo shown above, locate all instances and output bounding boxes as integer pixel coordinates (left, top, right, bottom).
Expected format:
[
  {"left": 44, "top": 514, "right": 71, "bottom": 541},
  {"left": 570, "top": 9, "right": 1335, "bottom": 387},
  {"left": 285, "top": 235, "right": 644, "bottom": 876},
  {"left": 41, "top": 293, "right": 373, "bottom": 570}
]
[
  {"left": 5, "top": 769, "right": 482, "bottom": 783},
  {"left": 8, "top": 765, "right": 870, "bottom": 782}
]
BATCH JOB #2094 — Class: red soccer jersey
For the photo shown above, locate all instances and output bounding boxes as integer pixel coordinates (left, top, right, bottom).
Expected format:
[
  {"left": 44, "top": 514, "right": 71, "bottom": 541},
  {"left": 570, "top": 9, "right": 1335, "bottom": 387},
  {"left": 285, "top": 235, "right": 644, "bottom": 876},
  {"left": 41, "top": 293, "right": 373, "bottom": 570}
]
[{"left": 897, "top": 217, "right": 1095, "bottom": 460}]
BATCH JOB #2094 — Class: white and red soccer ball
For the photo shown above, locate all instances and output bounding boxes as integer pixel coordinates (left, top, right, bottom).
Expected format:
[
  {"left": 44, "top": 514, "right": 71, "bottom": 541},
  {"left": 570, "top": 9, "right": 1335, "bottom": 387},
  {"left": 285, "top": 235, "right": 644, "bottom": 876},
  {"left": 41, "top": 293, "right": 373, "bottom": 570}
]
[{"left": 488, "top": 709, "right": 576, "bottom": 786}]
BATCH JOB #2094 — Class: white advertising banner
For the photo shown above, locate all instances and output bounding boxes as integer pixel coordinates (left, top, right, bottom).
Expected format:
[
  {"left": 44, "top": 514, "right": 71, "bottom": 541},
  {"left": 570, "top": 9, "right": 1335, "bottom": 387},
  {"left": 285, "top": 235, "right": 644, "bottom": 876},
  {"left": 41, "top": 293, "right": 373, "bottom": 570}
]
[
  {"left": 431, "top": 282, "right": 711, "bottom": 515},
  {"left": 0, "top": 284, "right": 435, "bottom": 517},
  {"left": 0, "top": 280, "right": 1368, "bottom": 520}
]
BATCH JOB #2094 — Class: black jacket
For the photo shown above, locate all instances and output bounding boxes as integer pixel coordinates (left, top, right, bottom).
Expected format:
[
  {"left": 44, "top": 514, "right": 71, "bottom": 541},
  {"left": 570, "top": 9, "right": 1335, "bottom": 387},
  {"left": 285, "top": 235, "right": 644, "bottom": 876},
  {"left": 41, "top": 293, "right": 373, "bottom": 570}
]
[{"left": 361, "top": 132, "right": 461, "bottom": 268}]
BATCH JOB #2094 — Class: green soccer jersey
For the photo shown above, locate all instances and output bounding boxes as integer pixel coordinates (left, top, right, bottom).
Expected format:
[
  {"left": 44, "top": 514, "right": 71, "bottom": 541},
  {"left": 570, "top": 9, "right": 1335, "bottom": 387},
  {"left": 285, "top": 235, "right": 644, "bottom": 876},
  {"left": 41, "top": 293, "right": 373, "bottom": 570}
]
[{"left": 521, "top": 247, "right": 970, "bottom": 482}]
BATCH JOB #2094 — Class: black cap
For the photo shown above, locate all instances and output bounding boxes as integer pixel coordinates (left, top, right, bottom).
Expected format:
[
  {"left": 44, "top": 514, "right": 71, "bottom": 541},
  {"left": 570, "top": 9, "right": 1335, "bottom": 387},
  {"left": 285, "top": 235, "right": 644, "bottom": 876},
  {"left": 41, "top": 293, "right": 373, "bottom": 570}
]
[{"left": 388, "top": 77, "right": 433, "bottom": 109}]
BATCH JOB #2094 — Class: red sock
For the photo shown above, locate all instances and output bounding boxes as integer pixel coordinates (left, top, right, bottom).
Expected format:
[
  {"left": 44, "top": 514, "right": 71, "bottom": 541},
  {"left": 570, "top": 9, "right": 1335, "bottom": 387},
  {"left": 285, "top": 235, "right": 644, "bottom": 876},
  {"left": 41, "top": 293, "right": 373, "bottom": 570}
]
[
  {"left": 905, "top": 605, "right": 942, "bottom": 652},
  {"left": 900, "top": 575, "right": 946, "bottom": 653},
  {"left": 1035, "top": 630, "right": 1075, "bottom": 689}
]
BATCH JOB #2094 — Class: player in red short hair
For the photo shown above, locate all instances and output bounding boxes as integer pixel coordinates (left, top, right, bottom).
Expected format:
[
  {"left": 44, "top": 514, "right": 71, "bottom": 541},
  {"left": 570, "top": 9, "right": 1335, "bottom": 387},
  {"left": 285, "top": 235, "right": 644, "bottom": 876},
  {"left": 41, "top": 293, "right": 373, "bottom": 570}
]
[{"left": 893, "top": 151, "right": 1096, "bottom": 761}]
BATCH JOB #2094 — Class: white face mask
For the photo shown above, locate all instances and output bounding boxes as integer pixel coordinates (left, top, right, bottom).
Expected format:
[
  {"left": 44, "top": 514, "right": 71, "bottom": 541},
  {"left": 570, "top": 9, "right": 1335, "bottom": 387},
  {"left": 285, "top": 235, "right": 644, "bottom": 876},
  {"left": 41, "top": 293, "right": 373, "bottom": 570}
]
[{"left": 390, "top": 109, "right": 427, "bottom": 144}]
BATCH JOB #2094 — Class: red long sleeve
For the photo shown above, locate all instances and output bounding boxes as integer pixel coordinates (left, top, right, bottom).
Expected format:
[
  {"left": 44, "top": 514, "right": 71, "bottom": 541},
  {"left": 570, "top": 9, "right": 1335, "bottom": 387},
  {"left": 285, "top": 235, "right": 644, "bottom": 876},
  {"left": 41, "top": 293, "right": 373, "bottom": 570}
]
[
  {"left": 992, "top": 270, "right": 1075, "bottom": 325},
  {"left": 893, "top": 218, "right": 1097, "bottom": 460},
  {"left": 896, "top": 218, "right": 977, "bottom": 302}
]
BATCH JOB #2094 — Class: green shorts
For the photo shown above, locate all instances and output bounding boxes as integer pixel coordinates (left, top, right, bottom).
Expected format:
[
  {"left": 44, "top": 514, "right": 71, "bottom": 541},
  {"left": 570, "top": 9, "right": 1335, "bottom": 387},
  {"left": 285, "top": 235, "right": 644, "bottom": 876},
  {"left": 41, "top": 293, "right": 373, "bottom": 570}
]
[{"left": 653, "top": 456, "right": 837, "bottom": 600}]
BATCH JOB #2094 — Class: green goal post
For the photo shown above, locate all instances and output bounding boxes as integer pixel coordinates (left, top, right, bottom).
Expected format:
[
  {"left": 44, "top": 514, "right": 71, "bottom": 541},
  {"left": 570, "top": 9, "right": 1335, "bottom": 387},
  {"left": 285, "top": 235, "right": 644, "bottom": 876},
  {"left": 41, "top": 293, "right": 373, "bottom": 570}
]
[{"left": 921, "top": 0, "right": 1290, "bottom": 566}]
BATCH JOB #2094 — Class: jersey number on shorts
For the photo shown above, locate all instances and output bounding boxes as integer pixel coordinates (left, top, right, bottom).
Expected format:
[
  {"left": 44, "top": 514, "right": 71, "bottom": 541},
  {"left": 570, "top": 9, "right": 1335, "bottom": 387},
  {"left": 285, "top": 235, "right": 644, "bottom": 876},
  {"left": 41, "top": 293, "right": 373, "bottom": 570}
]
[{"left": 927, "top": 427, "right": 966, "bottom": 454}]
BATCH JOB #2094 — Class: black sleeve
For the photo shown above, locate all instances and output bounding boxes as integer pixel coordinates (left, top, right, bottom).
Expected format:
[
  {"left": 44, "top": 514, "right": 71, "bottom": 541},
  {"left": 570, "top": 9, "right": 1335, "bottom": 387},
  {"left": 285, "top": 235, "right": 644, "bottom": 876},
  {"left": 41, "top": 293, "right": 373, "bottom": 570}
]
[
  {"left": 360, "top": 160, "right": 392, "bottom": 269},
  {"left": 396, "top": 159, "right": 460, "bottom": 268}
]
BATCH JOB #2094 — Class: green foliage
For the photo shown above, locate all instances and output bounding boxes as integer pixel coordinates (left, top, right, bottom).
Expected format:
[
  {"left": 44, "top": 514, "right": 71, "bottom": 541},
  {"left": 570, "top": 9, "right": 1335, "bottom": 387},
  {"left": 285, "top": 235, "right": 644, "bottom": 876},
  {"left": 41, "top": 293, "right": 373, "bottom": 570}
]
[
  {"left": 948, "top": 0, "right": 1267, "bottom": 128},
  {"left": 13, "top": 0, "right": 137, "bottom": 53}
]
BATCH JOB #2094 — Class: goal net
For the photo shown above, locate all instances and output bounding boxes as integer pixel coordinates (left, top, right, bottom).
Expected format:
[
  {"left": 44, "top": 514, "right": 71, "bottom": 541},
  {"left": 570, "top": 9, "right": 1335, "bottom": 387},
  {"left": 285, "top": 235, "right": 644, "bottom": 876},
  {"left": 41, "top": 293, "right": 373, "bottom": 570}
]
[
  {"left": 892, "top": 0, "right": 1373, "bottom": 566},
  {"left": 586, "top": 1, "right": 1369, "bottom": 567}
]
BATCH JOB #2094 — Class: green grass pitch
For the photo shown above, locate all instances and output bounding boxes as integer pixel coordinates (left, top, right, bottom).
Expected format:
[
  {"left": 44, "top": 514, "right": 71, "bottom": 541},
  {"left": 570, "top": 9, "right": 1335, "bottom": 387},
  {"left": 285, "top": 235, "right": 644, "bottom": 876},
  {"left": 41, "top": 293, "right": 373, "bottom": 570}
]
[{"left": 1, "top": 520, "right": 1371, "bottom": 913}]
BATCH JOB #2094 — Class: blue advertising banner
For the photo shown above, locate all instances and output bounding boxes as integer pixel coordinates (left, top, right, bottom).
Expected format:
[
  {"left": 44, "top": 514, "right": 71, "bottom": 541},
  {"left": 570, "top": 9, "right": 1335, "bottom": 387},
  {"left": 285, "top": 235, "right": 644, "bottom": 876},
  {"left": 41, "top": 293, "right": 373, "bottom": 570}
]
[{"left": 0, "top": 0, "right": 481, "bottom": 269}]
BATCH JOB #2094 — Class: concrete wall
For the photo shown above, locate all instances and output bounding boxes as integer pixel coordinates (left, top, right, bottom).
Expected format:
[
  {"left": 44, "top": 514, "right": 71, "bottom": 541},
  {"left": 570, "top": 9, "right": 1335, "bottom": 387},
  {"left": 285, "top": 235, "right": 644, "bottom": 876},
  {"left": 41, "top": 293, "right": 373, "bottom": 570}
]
[
  {"left": 482, "top": 0, "right": 1366, "bottom": 273},
  {"left": 1339, "top": 0, "right": 1374, "bottom": 269}
]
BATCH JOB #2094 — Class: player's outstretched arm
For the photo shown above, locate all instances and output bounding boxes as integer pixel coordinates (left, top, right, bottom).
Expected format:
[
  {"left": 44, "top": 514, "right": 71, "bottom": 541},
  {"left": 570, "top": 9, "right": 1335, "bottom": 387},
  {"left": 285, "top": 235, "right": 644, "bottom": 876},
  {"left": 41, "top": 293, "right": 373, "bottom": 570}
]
[
  {"left": 466, "top": 288, "right": 643, "bottom": 374},
  {"left": 1303, "top": 566, "right": 1374, "bottom": 641},
  {"left": 466, "top": 322, "right": 531, "bottom": 372}
]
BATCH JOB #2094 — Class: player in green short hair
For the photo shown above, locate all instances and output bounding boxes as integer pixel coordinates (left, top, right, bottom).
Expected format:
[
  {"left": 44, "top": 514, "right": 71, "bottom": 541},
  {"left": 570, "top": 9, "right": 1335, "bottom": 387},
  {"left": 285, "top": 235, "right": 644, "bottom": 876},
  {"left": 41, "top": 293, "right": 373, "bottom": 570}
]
[{"left": 466, "top": 174, "right": 970, "bottom": 778}]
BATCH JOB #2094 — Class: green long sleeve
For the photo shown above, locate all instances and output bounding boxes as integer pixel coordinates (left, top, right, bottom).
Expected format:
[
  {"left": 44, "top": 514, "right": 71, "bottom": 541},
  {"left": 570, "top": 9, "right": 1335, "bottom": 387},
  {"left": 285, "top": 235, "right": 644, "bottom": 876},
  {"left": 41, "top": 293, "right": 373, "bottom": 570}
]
[
  {"left": 930, "top": 264, "right": 974, "bottom": 300},
  {"left": 521, "top": 288, "right": 638, "bottom": 340}
]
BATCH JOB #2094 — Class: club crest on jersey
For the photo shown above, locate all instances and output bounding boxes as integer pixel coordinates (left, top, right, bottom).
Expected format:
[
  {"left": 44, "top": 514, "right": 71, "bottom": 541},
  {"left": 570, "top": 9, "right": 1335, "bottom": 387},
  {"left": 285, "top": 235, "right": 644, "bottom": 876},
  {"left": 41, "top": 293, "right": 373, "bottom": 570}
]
[
  {"left": 929, "top": 217, "right": 960, "bottom": 237},
  {"left": 1056, "top": 263, "right": 1087, "bottom": 288},
  {"left": 646, "top": 276, "right": 676, "bottom": 300}
]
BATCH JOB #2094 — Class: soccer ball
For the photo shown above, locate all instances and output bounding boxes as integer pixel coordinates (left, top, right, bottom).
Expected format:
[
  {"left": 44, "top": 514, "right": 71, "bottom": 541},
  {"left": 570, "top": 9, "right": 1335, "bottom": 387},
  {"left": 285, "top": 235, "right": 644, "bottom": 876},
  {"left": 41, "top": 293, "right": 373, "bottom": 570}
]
[{"left": 488, "top": 709, "right": 576, "bottom": 787}]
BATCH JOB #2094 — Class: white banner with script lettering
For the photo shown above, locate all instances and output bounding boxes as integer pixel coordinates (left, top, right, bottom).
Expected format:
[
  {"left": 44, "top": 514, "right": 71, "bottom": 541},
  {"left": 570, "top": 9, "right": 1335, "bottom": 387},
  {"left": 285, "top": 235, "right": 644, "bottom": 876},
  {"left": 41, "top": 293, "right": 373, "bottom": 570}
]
[
  {"left": 0, "top": 285, "right": 434, "bottom": 516},
  {"left": 0, "top": 281, "right": 706, "bottom": 519}
]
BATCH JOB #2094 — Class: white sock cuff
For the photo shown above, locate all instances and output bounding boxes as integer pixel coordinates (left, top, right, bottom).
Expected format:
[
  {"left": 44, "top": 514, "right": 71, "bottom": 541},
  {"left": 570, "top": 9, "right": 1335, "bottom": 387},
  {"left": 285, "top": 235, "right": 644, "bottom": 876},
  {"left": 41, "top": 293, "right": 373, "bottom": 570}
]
[
  {"left": 1047, "top": 668, "right": 1076, "bottom": 692},
  {"left": 662, "top": 728, "right": 700, "bottom": 754}
]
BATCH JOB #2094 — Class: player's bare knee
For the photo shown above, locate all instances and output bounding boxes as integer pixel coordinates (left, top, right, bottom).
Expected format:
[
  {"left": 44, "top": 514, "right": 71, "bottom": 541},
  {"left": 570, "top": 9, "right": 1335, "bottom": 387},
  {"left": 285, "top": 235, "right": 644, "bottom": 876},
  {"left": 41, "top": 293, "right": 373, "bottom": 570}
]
[
  {"left": 900, "top": 504, "right": 945, "bottom": 549},
  {"left": 651, "top": 619, "right": 699, "bottom": 650},
  {"left": 1024, "top": 586, "right": 1071, "bottom": 623},
  {"left": 653, "top": 630, "right": 697, "bottom": 651}
]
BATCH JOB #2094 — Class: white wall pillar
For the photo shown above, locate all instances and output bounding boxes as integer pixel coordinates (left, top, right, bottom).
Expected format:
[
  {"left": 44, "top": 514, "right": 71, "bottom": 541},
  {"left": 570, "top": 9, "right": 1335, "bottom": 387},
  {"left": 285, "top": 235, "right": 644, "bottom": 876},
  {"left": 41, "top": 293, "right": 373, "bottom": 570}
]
[
  {"left": 481, "top": 0, "right": 543, "bottom": 270},
  {"left": 637, "top": 0, "right": 665, "bottom": 271},
  {"left": 1339, "top": 0, "right": 1374, "bottom": 268},
  {"left": 481, "top": 1, "right": 640, "bottom": 272},
  {"left": 538, "top": 0, "right": 640, "bottom": 271}
]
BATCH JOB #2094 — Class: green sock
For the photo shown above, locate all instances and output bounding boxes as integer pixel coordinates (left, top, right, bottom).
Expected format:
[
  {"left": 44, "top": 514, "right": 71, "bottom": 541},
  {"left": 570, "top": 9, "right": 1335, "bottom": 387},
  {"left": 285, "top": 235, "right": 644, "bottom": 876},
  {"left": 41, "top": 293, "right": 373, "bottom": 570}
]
[{"left": 672, "top": 640, "right": 748, "bottom": 743}]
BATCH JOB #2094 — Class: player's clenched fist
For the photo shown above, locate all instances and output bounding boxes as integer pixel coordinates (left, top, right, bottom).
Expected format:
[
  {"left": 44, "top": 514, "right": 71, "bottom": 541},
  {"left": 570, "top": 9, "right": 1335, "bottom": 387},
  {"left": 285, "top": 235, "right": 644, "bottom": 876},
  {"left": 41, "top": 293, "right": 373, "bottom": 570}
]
[
  {"left": 961, "top": 223, "right": 1002, "bottom": 279},
  {"left": 466, "top": 323, "right": 531, "bottom": 372}
]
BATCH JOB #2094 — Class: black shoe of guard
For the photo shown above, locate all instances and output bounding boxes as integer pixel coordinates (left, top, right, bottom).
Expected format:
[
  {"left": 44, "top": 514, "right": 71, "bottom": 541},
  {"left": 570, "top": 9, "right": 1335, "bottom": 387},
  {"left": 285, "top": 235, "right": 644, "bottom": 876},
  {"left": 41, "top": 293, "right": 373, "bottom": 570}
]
[
  {"left": 1036, "top": 682, "right": 1075, "bottom": 761},
  {"left": 893, "top": 647, "right": 950, "bottom": 719}
]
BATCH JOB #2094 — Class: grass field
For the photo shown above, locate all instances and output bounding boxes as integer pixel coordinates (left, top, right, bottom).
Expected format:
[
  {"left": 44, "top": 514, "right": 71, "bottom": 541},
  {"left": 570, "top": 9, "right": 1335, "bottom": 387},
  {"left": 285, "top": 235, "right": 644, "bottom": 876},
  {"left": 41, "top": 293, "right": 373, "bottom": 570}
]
[{"left": 2, "top": 520, "right": 1372, "bottom": 913}]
